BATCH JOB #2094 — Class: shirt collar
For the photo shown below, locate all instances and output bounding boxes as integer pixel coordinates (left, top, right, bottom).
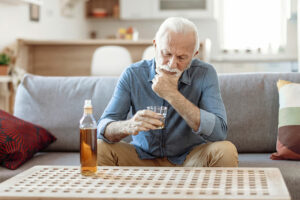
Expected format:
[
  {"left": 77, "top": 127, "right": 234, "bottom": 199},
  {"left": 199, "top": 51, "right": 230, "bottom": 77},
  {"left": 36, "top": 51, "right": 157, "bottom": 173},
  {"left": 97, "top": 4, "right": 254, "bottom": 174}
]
[
  {"left": 148, "top": 59, "right": 156, "bottom": 82},
  {"left": 148, "top": 59, "right": 191, "bottom": 85}
]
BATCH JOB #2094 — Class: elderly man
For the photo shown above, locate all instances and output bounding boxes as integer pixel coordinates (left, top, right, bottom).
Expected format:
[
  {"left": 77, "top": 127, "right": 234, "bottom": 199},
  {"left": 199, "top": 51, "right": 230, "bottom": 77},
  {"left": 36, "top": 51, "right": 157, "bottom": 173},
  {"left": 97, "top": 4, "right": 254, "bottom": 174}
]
[{"left": 97, "top": 17, "right": 238, "bottom": 167}]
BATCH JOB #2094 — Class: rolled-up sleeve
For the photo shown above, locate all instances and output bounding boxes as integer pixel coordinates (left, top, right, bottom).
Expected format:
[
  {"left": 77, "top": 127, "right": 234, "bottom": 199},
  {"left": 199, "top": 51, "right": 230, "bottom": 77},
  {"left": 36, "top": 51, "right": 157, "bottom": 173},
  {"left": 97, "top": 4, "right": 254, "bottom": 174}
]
[
  {"left": 193, "top": 65, "right": 227, "bottom": 141},
  {"left": 97, "top": 68, "right": 132, "bottom": 141},
  {"left": 97, "top": 118, "right": 116, "bottom": 143},
  {"left": 193, "top": 109, "right": 215, "bottom": 135}
]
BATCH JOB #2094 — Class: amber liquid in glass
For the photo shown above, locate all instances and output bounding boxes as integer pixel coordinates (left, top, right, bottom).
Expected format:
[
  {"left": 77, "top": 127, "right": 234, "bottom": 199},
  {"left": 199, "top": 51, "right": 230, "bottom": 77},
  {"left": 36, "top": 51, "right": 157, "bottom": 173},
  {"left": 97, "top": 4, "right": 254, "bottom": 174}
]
[
  {"left": 157, "top": 121, "right": 165, "bottom": 129},
  {"left": 156, "top": 114, "right": 166, "bottom": 129},
  {"left": 80, "top": 128, "right": 97, "bottom": 175}
]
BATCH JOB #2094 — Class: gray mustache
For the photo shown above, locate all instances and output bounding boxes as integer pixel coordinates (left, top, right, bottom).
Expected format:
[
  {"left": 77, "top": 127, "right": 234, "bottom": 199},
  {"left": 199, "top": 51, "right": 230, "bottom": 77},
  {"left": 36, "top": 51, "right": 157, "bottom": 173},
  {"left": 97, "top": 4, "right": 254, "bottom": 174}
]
[{"left": 157, "top": 64, "right": 182, "bottom": 75}]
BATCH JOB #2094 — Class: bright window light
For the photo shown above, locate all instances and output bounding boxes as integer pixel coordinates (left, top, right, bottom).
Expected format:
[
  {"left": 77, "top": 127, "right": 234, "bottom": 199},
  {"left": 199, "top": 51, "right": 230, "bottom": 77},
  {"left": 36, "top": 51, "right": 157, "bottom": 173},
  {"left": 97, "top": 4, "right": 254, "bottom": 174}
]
[{"left": 221, "top": 0, "right": 288, "bottom": 52}]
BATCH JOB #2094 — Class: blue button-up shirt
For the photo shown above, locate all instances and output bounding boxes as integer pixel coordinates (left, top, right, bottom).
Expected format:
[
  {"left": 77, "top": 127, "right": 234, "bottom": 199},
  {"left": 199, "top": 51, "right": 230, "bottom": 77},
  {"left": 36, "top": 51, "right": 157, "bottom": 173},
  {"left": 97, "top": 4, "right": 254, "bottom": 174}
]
[{"left": 98, "top": 58, "right": 227, "bottom": 165}]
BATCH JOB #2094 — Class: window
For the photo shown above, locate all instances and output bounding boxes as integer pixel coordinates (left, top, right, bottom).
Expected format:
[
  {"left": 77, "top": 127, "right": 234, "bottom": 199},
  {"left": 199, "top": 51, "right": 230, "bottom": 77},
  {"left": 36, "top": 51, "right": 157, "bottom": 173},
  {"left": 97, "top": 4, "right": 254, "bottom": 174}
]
[{"left": 219, "top": 0, "right": 290, "bottom": 54}]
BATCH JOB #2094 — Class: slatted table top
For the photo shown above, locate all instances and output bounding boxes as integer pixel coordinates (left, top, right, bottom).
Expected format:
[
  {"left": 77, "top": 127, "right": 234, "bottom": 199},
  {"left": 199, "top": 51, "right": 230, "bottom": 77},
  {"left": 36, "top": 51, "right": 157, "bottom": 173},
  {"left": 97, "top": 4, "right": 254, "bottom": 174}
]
[{"left": 0, "top": 166, "right": 290, "bottom": 200}]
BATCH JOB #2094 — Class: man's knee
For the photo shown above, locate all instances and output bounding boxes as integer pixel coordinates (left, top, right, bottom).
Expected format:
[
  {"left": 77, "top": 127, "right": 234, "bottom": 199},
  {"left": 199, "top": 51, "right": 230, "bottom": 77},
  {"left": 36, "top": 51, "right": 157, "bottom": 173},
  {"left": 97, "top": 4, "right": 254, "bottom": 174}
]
[
  {"left": 212, "top": 141, "right": 239, "bottom": 167},
  {"left": 215, "top": 141, "right": 238, "bottom": 155}
]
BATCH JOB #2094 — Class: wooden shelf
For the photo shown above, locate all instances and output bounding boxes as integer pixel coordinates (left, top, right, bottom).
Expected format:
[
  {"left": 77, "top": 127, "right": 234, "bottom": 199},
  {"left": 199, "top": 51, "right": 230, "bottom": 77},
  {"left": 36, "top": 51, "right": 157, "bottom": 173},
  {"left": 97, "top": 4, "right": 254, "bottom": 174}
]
[
  {"left": 0, "top": 75, "right": 12, "bottom": 83},
  {"left": 18, "top": 39, "right": 152, "bottom": 46},
  {"left": 86, "top": 16, "right": 119, "bottom": 20},
  {"left": 85, "top": 0, "right": 120, "bottom": 19},
  {"left": 0, "top": 0, "right": 42, "bottom": 5},
  {"left": 16, "top": 38, "right": 209, "bottom": 77},
  {"left": 17, "top": 38, "right": 153, "bottom": 76}
]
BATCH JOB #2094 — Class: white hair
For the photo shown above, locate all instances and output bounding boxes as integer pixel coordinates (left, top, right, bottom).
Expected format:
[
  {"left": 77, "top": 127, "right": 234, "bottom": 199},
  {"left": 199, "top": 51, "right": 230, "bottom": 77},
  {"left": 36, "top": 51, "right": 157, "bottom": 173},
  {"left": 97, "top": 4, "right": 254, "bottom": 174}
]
[{"left": 155, "top": 17, "right": 199, "bottom": 54}]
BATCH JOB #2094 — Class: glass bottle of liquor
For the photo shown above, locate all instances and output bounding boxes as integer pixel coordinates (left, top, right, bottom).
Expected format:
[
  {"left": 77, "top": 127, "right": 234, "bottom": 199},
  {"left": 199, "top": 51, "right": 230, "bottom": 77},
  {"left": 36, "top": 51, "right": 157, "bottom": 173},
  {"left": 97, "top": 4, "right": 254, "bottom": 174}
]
[{"left": 79, "top": 99, "right": 97, "bottom": 175}]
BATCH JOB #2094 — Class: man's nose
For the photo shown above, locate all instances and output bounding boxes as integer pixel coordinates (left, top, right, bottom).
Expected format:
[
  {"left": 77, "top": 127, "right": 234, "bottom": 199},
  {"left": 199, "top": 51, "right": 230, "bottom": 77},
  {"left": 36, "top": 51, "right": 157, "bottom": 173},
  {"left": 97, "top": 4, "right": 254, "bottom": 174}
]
[{"left": 168, "top": 56, "right": 177, "bottom": 68}]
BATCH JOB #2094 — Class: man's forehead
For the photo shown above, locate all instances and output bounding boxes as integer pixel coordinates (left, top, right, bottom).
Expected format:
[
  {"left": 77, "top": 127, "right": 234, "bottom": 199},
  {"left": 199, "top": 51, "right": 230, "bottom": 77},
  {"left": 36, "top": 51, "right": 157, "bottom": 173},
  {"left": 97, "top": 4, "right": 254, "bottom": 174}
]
[
  {"left": 162, "top": 30, "right": 194, "bottom": 40},
  {"left": 158, "top": 34, "right": 194, "bottom": 53}
]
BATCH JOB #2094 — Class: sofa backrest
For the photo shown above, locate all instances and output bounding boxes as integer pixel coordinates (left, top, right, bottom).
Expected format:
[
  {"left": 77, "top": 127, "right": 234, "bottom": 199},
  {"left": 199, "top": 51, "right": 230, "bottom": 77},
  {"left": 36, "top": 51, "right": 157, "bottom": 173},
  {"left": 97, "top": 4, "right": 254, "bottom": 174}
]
[
  {"left": 14, "top": 74, "right": 119, "bottom": 151},
  {"left": 14, "top": 72, "right": 300, "bottom": 153},
  {"left": 219, "top": 72, "right": 300, "bottom": 153}
]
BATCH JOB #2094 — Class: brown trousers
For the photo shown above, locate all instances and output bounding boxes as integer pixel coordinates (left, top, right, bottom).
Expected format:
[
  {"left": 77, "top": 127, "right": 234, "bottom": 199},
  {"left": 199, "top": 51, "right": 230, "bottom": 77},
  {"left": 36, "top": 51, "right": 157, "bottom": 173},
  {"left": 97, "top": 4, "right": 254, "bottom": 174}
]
[{"left": 97, "top": 139, "right": 238, "bottom": 167}]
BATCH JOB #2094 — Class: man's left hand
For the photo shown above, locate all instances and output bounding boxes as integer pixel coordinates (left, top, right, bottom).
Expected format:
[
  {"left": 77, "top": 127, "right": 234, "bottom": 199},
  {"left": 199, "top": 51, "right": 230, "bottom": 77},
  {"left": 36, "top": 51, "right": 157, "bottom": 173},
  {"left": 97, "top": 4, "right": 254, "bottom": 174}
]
[{"left": 152, "top": 69, "right": 181, "bottom": 101}]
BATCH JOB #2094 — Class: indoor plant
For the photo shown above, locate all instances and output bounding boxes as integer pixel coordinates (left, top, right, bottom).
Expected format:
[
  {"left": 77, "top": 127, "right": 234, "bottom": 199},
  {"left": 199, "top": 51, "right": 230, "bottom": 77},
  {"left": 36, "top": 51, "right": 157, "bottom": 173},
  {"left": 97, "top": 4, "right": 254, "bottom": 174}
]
[{"left": 0, "top": 53, "right": 10, "bottom": 75}]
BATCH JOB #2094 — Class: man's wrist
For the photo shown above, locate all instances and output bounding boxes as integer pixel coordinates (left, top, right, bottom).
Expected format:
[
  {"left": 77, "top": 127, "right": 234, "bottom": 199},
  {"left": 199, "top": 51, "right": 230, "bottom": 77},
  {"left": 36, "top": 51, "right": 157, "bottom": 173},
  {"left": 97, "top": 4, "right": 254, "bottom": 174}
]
[
  {"left": 120, "top": 120, "right": 133, "bottom": 134},
  {"left": 165, "top": 90, "right": 182, "bottom": 104},
  {"left": 104, "top": 121, "right": 131, "bottom": 142}
]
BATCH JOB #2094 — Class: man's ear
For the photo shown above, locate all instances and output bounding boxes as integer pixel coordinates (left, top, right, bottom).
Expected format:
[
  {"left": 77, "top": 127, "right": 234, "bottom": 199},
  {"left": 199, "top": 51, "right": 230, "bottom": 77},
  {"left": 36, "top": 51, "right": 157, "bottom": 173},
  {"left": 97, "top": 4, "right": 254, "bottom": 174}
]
[{"left": 194, "top": 51, "right": 199, "bottom": 57}]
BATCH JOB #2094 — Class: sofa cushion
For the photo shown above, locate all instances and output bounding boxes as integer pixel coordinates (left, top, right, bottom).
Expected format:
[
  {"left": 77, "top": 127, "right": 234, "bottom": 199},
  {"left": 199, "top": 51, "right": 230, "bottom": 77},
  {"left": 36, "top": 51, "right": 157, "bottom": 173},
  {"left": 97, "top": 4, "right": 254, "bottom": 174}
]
[
  {"left": 0, "top": 110, "right": 56, "bottom": 169},
  {"left": 14, "top": 74, "right": 120, "bottom": 151},
  {"left": 0, "top": 152, "right": 79, "bottom": 182},
  {"left": 270, "top": 80, "right": 300, "bottom": 160}
]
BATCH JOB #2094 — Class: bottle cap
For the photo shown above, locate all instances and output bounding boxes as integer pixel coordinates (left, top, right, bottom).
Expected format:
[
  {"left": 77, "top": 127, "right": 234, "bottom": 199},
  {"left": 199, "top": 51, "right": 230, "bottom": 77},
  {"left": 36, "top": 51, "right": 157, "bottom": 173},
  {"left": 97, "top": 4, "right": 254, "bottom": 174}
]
[{"left": 84, "top": 99, "right": 92, "bottom": 108}]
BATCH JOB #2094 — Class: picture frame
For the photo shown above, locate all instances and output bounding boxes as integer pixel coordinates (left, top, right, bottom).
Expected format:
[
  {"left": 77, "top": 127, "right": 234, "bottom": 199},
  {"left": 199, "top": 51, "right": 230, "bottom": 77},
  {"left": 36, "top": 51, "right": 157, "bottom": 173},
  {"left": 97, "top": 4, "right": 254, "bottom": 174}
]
[{"left": 29, "top": 3, "right": 40, "bottom": 22}]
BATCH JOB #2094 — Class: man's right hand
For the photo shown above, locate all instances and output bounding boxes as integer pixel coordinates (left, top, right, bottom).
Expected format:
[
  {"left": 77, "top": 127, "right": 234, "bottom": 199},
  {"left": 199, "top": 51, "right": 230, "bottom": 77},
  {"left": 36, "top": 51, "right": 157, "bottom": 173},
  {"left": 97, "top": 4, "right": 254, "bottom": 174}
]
[
  {"left": 104, "top": 110, "right": 163, "bottom": 142},
  {"left": 125, "top": 110, "right": 163, "bottom": 135}
]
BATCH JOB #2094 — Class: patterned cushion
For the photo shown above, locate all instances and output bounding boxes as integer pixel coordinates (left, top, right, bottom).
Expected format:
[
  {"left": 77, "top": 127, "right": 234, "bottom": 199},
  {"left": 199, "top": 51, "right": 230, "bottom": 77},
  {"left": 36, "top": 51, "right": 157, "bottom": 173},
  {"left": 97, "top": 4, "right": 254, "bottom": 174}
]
[
  {"left": 270, "top": 80, "right": 300, "bottom": 160},
  {"left": 0, "top": 110, "right": 56, "bottom": 169}
]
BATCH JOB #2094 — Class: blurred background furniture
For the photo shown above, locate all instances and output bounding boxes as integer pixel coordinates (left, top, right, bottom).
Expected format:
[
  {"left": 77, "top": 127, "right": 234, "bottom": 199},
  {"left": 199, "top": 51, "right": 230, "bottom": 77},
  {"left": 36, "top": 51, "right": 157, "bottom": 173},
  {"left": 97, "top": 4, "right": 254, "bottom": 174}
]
[
  {"left": 16, "top": 39, "right": 151, "bottom": 76},
  {"left": 0, "top": 75, "right": 13, "bottom": 114},
  {"left": 201, "top": 38, "right": 211, "bottom": 62},
  {"left": 142, "top": 45, "right": 155, "bottom": 60},
  {"left": 91, "top": 46, "right": 132, "bottom": 76},
  {"left": 17, "top": 39, "right": 211, "bottom": 76}
]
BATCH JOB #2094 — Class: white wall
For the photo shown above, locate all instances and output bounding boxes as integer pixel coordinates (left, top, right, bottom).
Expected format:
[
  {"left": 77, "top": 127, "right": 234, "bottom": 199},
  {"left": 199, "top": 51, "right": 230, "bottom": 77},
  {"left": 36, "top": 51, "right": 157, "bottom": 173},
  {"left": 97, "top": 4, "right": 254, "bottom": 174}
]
[{"left": 0, "top": 0, "right": 87, "bottom": 50}]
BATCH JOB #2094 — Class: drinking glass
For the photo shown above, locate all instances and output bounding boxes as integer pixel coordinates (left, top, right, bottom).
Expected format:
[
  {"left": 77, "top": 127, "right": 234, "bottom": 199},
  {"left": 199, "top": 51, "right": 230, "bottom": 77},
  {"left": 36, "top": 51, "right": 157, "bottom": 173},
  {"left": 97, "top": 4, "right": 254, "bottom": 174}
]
[{"left": 147, "top": 106, "right": 168, "bottom": 129}]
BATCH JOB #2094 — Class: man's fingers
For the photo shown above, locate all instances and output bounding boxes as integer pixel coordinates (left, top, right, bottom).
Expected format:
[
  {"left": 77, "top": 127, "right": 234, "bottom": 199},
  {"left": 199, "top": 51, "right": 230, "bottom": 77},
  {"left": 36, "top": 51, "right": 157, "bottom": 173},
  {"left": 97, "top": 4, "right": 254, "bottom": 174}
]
[
  {"left": 130, "top": 127, "right": 149, "bottom": 135},
  {"left": 139, "top": 110, "right": 162, "bottom": 119},
  {"left": 130, "top": 109, "right": 165, "bottom": 133},
  {"left": 137, "top": 116, "right": 163, "bottom": 127},
  {"left": 140, "top": 121, "right": 159, "bottom": 130},
  {"left": 129, "top": 124, "right": 154, "bottom": 135}
]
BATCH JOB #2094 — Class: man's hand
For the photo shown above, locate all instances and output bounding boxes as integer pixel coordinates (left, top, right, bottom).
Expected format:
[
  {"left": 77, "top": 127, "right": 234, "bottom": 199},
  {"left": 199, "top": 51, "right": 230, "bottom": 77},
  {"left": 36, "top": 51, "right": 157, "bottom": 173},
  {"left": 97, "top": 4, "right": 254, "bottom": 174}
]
[
  {"left": 125, "top": 110, "right": 163, "bottom": 135},
  {"left": 152, "top": 69, "right": 181, "bottom": 100},
  {"left": 104, "top": 110, "right": 163, "bottom": 142}
]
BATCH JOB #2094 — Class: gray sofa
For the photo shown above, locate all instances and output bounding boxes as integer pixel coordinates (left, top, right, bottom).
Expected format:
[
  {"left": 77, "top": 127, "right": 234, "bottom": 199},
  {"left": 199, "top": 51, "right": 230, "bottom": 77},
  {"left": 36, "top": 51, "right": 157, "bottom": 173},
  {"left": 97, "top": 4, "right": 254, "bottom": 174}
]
[{"left": 1, "top": 72, "right": 300, "bottom": 200}]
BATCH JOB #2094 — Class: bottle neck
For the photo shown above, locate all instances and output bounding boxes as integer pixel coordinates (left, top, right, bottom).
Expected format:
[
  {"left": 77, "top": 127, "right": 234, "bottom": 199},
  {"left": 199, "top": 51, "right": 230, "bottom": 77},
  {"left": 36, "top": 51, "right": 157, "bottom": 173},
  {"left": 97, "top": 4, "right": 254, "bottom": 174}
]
[{"left": 84, "top": 107, "right": 93, "bottom": 114}]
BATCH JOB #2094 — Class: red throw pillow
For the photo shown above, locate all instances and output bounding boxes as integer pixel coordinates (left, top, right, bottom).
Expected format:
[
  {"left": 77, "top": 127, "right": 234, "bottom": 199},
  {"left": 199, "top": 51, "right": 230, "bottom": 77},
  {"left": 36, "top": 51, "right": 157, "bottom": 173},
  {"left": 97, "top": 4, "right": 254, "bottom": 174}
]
[{"left": 0, "top": 110, "right": 56, "bottom": 169}]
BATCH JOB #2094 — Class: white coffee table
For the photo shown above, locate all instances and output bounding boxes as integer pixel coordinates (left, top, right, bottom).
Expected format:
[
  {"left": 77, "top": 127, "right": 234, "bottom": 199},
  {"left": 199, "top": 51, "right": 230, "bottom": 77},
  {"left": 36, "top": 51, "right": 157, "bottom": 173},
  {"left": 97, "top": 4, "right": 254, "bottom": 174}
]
[{"left": 0, "top": 166, "right": 290, "bottom": 200}]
